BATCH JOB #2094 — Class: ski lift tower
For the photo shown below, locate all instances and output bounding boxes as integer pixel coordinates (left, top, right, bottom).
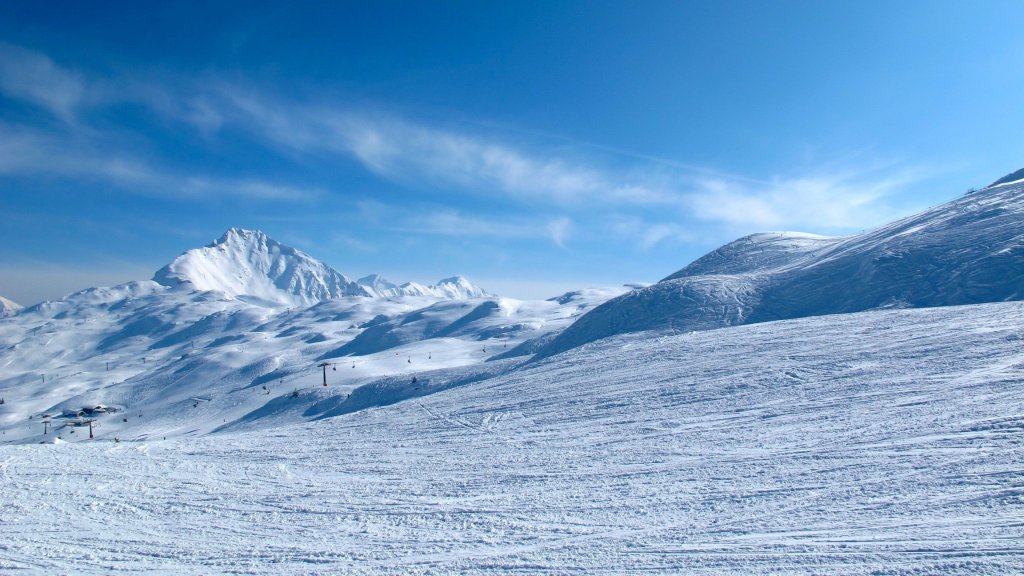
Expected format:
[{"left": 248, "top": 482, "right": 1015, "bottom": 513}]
[{"left": 317, "top": 362, "right": 336, "bottom": 387}]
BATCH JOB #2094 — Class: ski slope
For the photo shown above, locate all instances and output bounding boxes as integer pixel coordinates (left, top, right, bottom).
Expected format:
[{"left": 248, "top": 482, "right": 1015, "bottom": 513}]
[{"left": 2, "top": 301, "right": 1022, "bottom": 574}]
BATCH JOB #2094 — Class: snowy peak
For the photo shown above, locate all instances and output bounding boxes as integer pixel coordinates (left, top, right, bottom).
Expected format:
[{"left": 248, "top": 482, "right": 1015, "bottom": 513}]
[
  {"left": 152, "top": 228, "right": 490, "bottom": 307},
  {"left": 0, "top": 294, "right": 23, "bottom": 317},
  {"left": 431, "top": 276, "right": 490, "bottom": 299},
  {"left": 356, "top": 274, "right": 398, "bottom": 295},
  {"left": 153, "top": 228, "right": 367, "bottom": 307},
  {"left": 356, "top": 274, "right": 490, "bottom": 299}
]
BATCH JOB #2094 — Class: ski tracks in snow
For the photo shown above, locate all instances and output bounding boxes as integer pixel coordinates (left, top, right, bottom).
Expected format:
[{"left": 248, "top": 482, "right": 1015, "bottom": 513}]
[{"left": 0, "top": 302, "right": 1023, "bottom": 574}]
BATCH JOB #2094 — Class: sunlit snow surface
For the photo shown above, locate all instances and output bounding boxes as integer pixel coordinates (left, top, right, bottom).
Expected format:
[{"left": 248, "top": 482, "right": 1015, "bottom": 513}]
[
  {"left": 0, "top": 285, "right": 626, "bottom": 444},
  {"left": 3, "top": 301, "right": 1022, "bottom": 574},
  {"left": 541, "top": 180, "right": 1024, "bottom": 358}
]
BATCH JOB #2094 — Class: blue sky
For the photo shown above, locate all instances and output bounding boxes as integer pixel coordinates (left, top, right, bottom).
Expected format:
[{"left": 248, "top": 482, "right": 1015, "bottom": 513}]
[{"left": 2, "top": 1, "right": 1023, "bottom": 305}]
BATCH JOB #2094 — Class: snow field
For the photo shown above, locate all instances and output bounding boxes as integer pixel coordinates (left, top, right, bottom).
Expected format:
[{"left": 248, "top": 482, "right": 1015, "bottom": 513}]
[{"left": 2, "top": 301, "right": 1022, "bottom": 574}]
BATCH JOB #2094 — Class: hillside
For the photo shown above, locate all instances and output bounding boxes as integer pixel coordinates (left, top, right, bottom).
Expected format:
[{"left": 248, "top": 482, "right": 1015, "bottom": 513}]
[
  {"left": 539, "top": 175, "right": 1024, "bottom": 358},
  {"left": 2, "top": 301, "right": 1021, "bottom": 574},
  {"left": 0, "top": 233, "right": 623, "bottom": 443}
]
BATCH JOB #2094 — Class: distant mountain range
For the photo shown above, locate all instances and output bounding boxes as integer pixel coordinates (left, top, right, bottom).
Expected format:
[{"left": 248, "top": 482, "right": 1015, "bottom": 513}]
[
  {"left": 2, "top": 167, "right": 1023, "bottom": 444},
  {"left": 153, "top": 227, "right": 489, "bottom": 307},
  {"left": 0, "top": 229, "right": 622, "bottom": 443},
  {"left": 355, "top": 273, "right": 490, "bottom": 300}
]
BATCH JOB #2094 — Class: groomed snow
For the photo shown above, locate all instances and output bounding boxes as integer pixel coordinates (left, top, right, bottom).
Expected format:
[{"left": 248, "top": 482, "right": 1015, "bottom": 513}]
[{"left": 2, "top": 301, "right": 1022, "bottom": 574}]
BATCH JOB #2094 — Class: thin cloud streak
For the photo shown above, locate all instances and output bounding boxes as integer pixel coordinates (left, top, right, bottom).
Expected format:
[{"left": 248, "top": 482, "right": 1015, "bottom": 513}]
[
  {"left": 0, "top": 123, "right": 321, "bottom": 202},
  {"left": 385, "top": 207, "right": 573, "bottom": 247},
  {"left": 610, "top": 216, "right": 694, "bottom": 251},
  {"left": 547, "top": 217, "right": 572, "bottom": 249},
  {"left": 0, "top": 42, "right": 87, "bottom": 121},
  {"left": 184, "top": 85, "right": 683, "bottom": 208},
  {"left": 687, "top": 168, "right": 928, "bottom": 231},
  {"left": 332, "top": 115, "right": 608, "bottom": 204}
]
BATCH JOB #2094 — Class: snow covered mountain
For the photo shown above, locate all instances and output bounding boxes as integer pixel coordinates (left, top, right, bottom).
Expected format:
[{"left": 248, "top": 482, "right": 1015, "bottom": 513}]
[
  {"left": 153, "top": 228, "right": 368, "bottom": 307},
  {"left": 540, "top": 173, "right": 1024, "bottom": 358},
  {"left": 0, "top": 265, "right": 623, "bottom": 443},
  {"left": 152, "top": 228, "right": 490, "bottom": 307},
  {"left": 429, "top": 276, "right": 491, "bottom": 299},
  {"left": 356, "top": 274, "right": 490, "bottom": 299},
  {"left": 4, "top": 167, "right": 1023, "bottom": 442},
  {"left": 0, "top": 294, "right": 21, "bottom": 317},
  {"left": 316, "top": 291, "right": 615, "bottom": 360},
  {"left": 0, "top": 225, "right": 592, "bottom": 444}
]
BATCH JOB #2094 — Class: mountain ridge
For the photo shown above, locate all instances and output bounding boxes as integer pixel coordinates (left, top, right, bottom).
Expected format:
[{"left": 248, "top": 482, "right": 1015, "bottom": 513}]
[
  {"left": 153, "top": 227, "right": 488, "bottom": 306},
  {"left": 356, "top": 273, "right": 491, "bottom": 299},
  {"left": 537, "top": 173, "right": 1024, "bottom": 358}
]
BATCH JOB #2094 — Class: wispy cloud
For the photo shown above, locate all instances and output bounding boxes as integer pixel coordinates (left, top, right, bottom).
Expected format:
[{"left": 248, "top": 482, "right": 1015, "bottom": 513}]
[
  {"left": 547, "top": 217, "right": 572, "bottom": 249},
  {"left": 611, "top": 216, "right": 694, "bottom": 250},
  {"left": 333, "top": 115, "right": 611, "bottom": 204},
  {"left": 0, "top": 122, "right": 321, "bottom": 202},
  {"left": 686, "top": 166, "right": 927, "bottom": 231},
  {"left": 180, "top": 177, "right": 323, "bottom": 202},
  {"left": 386, "top": 207, "right": 573, "bottom": 247},
  {"left": 198, "top": 87, "right": 927, "bottom": 237},
  {"left": 189, "top": 87, "right": 679, "bottom": 208},
  {"left": 0, "top": 41, "right": 932, "bottom": 249},
  {"left": 0, "top": 46, "right": 320, "bottom": 203},
  {"left": 0, "top": 43, "right": 88, "bottom": 121}
]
